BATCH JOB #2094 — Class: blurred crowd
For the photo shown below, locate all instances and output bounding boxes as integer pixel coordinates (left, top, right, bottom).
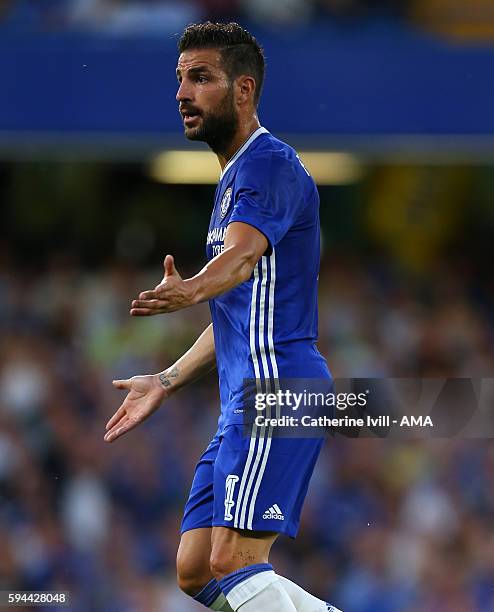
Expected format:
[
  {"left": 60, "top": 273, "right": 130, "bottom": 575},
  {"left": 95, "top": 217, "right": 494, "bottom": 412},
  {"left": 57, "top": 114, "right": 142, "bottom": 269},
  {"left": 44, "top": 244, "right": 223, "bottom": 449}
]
[
  {"left": 0, "top": 0, "right": 410, "bottom": 34},
  {"left": 3, "top": 0, "right": 492, "bottom": 40},
  {"left": 1, "top": 248, "right": 493, "bottom": 611}
]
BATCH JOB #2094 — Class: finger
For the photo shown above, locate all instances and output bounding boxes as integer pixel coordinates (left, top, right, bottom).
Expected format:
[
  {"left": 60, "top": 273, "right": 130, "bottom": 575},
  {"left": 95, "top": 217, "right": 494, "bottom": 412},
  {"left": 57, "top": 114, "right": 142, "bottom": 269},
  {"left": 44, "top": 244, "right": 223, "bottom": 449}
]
[
  {"left": 103, "top": 417, "right": 128, "bottom": 441},
  {"left": 130, "top": 307, "right": 162, "bottom": 316},
  {"left": 104, "top": 417, "right": 138, "bottom": 443},
  {"left": 130, "top": 308, "right": 152, "bottom": 316},
  {"left": 105, "top": 409, "right": 127, "bottom": 431},
  {"left": 132, "top": 299, "right": 164, "bottom": 310},
  {"left": 137, "top": 290, "right": 159, "bottom": 300},
  {"left": 163, "top": 254, "right": 175, "bottom": 278},
  {"left": 132, "top": 298, "right": 161, "bottom": 308},
  {"left": 112, "top": 379, "right": 131, "bottom": 390}
]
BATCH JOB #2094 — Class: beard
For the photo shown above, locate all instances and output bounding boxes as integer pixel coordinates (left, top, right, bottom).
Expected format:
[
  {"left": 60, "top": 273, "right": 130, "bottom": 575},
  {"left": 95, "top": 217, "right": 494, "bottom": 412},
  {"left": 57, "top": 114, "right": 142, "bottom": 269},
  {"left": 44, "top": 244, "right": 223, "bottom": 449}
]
[{"left": 183, "top": 87, "right": 238, "bottom": 155}]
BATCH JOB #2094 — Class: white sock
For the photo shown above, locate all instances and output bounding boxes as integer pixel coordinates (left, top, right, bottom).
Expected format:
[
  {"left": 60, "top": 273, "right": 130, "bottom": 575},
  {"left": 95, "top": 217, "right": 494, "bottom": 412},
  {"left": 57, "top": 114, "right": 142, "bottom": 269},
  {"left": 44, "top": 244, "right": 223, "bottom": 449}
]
[
  {"left": 210, "top": 593, "right": 234, "bottom": 611},
  {"left": 226, "top": 570, "right": 297, "bottom": 611},
  {"left": 193, "top": 578, "right": 235, "bottom": 611},
  {"left": 277, "top": 574, "right": 343, "bottom": 611},
  {"left": 212, "top": 579, "right": 343, "bottom": 612}
]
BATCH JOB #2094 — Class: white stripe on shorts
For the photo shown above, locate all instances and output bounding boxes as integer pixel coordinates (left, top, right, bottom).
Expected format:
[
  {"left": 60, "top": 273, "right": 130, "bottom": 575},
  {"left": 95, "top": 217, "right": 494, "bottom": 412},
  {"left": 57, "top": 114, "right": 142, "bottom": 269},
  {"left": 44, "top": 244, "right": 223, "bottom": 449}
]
[{"left": 233, "top": 251, "right": 280, "bottom": 530}]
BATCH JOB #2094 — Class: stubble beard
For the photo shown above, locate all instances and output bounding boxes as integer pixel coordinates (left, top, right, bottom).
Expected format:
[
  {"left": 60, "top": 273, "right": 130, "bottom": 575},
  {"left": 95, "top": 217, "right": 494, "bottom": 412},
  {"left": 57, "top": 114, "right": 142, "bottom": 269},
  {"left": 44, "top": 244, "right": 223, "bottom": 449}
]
[{"left": 184, "top": 87, "right": 238, "bottom": 156}]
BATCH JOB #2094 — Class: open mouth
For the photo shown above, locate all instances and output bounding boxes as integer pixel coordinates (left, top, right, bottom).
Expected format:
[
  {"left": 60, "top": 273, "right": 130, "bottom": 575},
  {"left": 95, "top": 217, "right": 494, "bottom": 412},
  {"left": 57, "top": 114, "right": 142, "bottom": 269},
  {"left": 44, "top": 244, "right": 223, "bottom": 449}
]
[{"left": 182, "top": 111, "right": 201, "bottom": 126}]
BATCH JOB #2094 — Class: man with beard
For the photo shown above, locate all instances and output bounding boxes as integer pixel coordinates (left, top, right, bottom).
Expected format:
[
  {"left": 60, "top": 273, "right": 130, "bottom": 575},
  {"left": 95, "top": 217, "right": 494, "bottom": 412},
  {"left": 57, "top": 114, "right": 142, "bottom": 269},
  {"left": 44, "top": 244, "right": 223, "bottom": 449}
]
[{"left": 104, "top": 22, "right": 341, "bottom": 612}]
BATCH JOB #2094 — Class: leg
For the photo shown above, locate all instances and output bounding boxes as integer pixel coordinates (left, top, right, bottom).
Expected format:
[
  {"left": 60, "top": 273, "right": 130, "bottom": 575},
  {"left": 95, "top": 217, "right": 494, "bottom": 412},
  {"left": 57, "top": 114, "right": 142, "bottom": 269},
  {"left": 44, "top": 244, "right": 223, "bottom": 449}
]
[
  {"left": 178, "top": 433, "right": 235, "bottom": 609},
  {"left": 277, "top": 576, "right": 343, "bottom": 612},
  {"left": 177, "top": 528, "right": 213, "bottom": 596},
  {"left": 211, "top": 527, "right": 297, "bottom": 611},
  {"left": 209, "top": 425, "right": 342, "bottom": 611},
  {"left": 210, "top": 526, "right": 277, "bottom": 577},
  {"left": 209, "top": 527, "right": 342, "bottom": 612},
  {"left": 177, "top": 528, "right": 234, "bottom": 610}
]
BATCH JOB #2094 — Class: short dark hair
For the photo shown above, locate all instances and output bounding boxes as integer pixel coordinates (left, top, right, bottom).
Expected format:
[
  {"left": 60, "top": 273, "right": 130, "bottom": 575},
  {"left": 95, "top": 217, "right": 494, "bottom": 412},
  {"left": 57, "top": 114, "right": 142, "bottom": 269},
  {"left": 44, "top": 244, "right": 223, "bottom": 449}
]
[{"left": 178, "top": 22, "right": 266, "bottom": 106}]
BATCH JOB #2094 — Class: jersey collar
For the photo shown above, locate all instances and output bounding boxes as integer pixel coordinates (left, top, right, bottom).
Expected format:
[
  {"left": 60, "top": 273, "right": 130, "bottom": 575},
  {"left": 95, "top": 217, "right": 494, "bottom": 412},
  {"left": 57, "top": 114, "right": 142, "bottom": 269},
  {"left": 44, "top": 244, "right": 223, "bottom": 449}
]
[{"left": 220, "top": 126, "right": 269, "bottom": 180}]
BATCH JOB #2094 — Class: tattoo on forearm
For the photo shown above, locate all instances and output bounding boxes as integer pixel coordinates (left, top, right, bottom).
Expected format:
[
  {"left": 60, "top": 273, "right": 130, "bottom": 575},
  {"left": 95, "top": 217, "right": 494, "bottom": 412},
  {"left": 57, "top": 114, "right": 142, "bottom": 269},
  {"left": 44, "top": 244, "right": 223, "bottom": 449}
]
[{"left": 159, "top": 367, "right": 180, "bottom": 389}]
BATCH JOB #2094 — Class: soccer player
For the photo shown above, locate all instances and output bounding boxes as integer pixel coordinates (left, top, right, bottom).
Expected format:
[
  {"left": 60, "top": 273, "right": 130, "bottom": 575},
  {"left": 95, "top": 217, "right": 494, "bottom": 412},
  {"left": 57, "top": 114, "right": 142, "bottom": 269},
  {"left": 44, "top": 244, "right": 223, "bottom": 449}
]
[{"left": 104, "top": 22, "right": 342, "bottom": 612}]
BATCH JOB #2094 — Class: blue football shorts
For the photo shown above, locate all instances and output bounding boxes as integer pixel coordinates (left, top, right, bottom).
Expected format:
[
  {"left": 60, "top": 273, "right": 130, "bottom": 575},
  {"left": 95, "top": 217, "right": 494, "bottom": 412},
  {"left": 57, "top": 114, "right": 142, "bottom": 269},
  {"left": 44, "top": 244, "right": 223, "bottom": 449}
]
[{"left": 181, "top": 423, "right": 324, "bottom": 538}]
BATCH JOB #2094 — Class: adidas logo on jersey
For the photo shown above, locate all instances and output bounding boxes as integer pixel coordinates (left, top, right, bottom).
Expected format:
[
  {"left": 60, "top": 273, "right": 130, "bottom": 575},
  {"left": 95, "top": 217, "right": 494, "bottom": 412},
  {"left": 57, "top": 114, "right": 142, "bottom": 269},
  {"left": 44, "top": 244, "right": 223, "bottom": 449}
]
[{"left": 262, "top": 504, "right": 285, "bottom": 520}]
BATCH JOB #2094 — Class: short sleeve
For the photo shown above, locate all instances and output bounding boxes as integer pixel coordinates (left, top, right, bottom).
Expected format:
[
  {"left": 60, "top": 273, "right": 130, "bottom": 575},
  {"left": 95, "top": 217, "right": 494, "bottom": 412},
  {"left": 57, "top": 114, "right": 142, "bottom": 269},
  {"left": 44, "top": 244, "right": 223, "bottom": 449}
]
[{"left": 229, "top": 152, "right": 303, "bottom": 249}]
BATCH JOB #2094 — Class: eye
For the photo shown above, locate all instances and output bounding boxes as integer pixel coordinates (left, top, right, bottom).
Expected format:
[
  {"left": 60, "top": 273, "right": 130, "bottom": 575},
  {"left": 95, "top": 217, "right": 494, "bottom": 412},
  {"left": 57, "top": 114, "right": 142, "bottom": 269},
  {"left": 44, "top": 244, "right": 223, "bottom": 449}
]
[{"left": 197, "top": 75, "right": 208, "bottom": 84}]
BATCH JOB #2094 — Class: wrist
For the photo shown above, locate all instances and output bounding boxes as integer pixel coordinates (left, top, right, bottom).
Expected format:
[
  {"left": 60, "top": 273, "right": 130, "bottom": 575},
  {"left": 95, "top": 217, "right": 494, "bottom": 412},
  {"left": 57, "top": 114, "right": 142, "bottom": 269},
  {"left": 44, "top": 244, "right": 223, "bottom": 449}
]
[
  {"left": 156, "top": 366, "right": 181, "bottom": 395},
  {"left": 184, "top": 276, "right": 202, "bottom": 305}
]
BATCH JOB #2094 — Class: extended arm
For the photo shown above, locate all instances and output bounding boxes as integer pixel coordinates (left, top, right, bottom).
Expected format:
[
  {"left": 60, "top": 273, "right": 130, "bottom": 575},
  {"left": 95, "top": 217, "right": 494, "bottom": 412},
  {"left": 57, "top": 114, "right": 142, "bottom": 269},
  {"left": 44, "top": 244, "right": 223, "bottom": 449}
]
[
  {"left": 187, "top": 221, "right": 268, "bottom": 303},
  {"left": 158, "top": 322, "right": 216, "bottom": 394},
  {"left": 104, "top": 323, "right": 215, "bottom": 443},
  {"left": 105, "top": 222, "right": 267, "bottom": 442},
  {"left": 130, "top": 221, "right": 268, "bottom": 315}
]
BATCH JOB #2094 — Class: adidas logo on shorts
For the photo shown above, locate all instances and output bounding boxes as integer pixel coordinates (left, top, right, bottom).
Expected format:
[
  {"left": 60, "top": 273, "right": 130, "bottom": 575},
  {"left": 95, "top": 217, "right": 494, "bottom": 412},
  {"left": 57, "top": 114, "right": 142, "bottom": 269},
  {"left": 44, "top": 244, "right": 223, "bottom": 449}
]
[{"left": 262, "top": 504, "right": 285, "bottom": 520}]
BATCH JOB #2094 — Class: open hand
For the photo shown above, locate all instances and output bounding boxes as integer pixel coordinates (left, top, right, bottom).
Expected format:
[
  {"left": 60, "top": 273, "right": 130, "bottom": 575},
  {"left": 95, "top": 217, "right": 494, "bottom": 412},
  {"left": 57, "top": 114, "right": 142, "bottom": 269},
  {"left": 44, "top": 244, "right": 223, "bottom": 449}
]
[
  {"left": 104, "top": 374, "right": 167, "bottom": 442},
  {"left": 130, "top": 255, "right": 196, "bottom": 316}
]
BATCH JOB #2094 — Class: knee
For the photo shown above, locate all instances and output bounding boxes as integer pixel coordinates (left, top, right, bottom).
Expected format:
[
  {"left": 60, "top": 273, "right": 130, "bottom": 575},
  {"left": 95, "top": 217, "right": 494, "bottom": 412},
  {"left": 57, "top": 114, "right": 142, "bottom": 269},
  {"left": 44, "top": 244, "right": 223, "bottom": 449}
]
[
  {"left": 176, "top": 550, "right": 212, "bottom": 597},
  {"left": 209, "top": 545, "right": 236, "bottom": 581},
  {"left": 177, "top": 573, "right": 208, "bottom": 598}
]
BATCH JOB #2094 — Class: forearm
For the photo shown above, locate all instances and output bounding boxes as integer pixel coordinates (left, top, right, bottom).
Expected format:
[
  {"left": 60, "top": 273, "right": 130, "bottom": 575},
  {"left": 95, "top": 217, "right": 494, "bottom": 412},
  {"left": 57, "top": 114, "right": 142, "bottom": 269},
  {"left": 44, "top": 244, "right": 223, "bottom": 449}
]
[
  {"left": 130, "top": 223, "right": 267, "bottom": 315},
  {"left": 185, "top": 243, "right": 258, "bottom": 304},
  {"left": 158, "top": 323, "right": 216, "bottom": 394}
]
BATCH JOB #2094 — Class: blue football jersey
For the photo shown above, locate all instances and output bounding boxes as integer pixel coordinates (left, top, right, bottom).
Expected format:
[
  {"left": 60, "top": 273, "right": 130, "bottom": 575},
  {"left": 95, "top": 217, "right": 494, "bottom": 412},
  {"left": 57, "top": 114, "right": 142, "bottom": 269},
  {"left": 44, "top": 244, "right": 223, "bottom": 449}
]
[{"left": 206, "top": 127, "right": 331, "bottom": 433}]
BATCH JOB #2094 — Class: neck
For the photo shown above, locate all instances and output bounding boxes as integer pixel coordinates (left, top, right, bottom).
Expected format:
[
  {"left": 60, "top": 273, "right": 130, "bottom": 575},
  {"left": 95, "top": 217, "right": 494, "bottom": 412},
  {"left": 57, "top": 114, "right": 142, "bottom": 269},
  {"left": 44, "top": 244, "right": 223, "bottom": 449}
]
[{"left": 216, "top": 115, "right": 261, "bottom": 171}]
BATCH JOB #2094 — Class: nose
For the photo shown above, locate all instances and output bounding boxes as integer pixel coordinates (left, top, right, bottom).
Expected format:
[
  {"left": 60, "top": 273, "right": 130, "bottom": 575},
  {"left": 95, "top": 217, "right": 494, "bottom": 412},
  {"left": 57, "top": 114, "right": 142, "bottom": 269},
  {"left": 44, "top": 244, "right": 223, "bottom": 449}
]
[{"left": 176, "top": 80, "right": 192, "bottom": 102}]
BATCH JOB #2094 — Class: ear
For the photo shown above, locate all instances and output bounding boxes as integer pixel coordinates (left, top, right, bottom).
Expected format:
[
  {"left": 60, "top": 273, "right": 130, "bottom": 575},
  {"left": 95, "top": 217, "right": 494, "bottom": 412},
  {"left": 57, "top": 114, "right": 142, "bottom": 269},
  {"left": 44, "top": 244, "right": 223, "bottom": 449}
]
[{"left": 236, "top": 75, "right": 256, "bottom": 105}]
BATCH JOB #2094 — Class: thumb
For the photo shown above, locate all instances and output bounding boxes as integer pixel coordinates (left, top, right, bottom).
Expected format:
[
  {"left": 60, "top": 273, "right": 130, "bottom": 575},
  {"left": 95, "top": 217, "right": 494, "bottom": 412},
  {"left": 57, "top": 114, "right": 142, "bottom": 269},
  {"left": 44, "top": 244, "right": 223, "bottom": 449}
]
[
  {"left": 112, "top": 379, "right": 131, "bottom": 390},
  {"left": 163, "top": 254, "right": 180, "bottom": 278}
]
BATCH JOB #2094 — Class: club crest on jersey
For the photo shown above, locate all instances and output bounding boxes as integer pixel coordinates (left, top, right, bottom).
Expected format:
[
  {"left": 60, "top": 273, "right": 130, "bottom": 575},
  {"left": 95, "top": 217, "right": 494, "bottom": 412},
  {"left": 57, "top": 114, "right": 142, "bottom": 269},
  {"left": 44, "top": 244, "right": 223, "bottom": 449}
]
[{"left": 220, "top": 187, "right": 233, "bottom": 219}]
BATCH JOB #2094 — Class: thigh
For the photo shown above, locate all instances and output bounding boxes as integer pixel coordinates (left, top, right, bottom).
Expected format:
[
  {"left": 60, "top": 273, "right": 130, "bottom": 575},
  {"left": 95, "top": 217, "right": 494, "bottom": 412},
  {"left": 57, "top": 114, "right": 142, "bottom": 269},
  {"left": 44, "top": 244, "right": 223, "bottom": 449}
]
[
  {"left": 181, "top": 432, "right": 220, "bottom": 535},
  {"left": 213, "top": 425, "right": 324, "bottom": 538}
]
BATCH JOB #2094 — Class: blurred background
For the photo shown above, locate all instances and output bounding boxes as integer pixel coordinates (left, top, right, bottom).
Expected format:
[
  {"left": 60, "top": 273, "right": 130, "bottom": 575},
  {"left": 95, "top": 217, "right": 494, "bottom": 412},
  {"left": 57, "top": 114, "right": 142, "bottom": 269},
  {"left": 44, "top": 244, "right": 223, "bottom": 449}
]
[{"left": 1, "top": 1, "right": 494, "bottom": 611}]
